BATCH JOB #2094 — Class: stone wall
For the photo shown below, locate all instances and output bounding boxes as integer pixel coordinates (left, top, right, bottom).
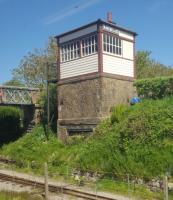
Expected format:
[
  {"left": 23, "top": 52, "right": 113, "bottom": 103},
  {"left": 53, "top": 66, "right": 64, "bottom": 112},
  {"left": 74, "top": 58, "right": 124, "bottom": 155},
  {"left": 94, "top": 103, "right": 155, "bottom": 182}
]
[
  {"left": 100, "top": 77, "right": 136, "bottom": 117},
  {"left": 57, "top": 76, "right": 136, "bottom": 136},
  {"left": 58, "top": 78, "right": 103, "bottom": 135}
]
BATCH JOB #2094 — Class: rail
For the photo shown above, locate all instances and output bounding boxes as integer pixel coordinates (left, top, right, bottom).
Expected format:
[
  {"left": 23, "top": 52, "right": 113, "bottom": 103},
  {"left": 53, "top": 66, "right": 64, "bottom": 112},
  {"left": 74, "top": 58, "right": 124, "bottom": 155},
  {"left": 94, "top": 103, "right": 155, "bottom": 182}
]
[{"left": 0, "top": 170, "right": 118, "bottom": 200}]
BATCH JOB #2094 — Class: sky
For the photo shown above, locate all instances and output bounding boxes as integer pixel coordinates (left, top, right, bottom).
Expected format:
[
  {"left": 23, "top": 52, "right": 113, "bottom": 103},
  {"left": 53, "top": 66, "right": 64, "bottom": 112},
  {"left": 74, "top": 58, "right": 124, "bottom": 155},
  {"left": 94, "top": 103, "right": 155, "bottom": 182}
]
[{"left": 0, "top": 0, "right": 173, "bottom": 84}]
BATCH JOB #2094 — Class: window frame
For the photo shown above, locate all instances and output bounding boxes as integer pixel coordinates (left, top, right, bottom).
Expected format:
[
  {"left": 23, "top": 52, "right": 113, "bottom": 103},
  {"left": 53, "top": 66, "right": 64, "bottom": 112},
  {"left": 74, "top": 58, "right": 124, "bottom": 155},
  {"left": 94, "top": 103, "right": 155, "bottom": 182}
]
[
  {"left": 102, "top": 33, "right": 122, "bottom": 57},
  {"left": 60, "top": 33, "right": 98, "bottom": 63},
  {"left": 81, "top": 34, "right": 97, "bottom": 57},
  {"left": 60, "top": 40, "right": 80, "bottom": 63}
]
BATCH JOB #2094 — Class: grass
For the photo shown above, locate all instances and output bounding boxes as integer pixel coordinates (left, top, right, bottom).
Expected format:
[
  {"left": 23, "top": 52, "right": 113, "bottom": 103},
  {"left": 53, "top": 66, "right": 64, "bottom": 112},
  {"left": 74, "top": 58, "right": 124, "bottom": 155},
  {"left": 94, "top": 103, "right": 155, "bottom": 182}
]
[
  {"left": 0, "top": 126, "right": 83, "bottom": 175},
  {"left": 95, "top": 179, "right": 164, "bottom": 200},
  {"left": 1, "top": 97, "right": 173, "bottom": 199},
  {"left": 0, "top": 191, "right": 40, "bottom": 200}
]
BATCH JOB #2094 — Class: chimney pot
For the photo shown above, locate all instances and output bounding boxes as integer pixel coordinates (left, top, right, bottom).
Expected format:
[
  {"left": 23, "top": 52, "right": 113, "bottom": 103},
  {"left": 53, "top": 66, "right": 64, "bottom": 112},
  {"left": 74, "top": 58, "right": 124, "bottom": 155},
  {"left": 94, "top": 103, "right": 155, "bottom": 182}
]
[{"left": 107, "top": 12, "right": 112, "bottom": 23}]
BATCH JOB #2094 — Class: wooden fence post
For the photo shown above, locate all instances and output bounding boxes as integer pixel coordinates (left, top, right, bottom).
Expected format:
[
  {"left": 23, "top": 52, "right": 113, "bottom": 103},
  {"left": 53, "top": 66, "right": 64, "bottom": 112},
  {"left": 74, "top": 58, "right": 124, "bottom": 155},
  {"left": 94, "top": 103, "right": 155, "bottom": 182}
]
[
  {"left": 164, "top": 176, "right": 168, "bottom": 200},
  {"left": 44, "top": 162, "right": 49, "bottom": 200}
]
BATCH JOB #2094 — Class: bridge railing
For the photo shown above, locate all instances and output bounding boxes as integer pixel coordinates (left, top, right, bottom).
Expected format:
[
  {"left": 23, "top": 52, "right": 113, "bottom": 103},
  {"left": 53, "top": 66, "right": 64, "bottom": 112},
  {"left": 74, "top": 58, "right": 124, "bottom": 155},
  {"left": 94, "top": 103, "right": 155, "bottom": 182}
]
[{"left": 0, "top": 86, "right": 40, "bottom": 105}]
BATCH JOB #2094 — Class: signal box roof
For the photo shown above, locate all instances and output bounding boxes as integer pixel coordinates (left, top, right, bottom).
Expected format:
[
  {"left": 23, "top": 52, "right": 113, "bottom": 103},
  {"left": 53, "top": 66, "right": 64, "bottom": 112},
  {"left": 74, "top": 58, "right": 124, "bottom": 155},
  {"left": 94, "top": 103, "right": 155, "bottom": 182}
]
[{"left": 55, "top": 19, "right": 137, "bottom": 39}]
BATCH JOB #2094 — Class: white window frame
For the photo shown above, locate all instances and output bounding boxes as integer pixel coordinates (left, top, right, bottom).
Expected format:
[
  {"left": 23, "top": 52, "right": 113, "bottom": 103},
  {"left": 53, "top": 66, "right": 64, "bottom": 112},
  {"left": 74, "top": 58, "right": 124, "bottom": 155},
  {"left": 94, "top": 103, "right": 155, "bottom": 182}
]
[
  {"left": 82, "top": 34, "right": 97, "bottom": 57},
  {"left": 60, "top": 34, "right": 97, "bottom": 63},
  {"left": 103, "top": 33, "right": 122, "bottom": 56},
  {"left": 60, "top": 41, "right": 80, "bottom": 62}
]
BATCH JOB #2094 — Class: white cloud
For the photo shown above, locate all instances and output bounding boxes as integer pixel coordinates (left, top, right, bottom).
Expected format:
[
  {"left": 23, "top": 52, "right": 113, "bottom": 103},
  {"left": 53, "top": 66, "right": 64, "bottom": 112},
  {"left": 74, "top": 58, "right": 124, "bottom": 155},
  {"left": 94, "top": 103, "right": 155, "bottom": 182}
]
[{"left": 44, "top": 0, "right": 101, "bottom": 25}]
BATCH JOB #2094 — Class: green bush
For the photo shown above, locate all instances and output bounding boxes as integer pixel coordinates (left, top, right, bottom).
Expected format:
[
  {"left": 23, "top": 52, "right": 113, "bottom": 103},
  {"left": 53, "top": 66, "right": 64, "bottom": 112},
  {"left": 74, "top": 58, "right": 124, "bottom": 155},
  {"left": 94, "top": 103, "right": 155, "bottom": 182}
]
[
  {"left": 78, "top": 97, "right": 173, "bottom": 178},
  {"left": 1, "top": 98, "right": 173, "bottom": 179},
  {"left": 110, "top": 105, "right": 128, "bottom": 124},
  {"left": 38, "top": 83, "right": 57, "bottom": 133},
  {"left": 0, "top": 106, "right": 21, "bottom": 144},
  {"left": 134, "top": 76, "right": 173, "bottom": 99}
]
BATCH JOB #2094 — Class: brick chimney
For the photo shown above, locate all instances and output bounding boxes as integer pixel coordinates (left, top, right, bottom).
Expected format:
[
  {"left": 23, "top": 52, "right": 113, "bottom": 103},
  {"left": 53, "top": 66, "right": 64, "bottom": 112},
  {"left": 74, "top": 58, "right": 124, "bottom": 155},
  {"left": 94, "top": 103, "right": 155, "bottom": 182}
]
[{"left": 107, "top": 12, "right": 112, "bottom": 23}]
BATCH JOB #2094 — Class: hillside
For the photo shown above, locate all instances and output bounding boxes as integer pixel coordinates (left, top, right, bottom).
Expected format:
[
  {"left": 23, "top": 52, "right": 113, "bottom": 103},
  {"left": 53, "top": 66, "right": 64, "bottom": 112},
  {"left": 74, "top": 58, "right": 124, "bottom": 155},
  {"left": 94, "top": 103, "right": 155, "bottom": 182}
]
[{"left": 1, "top": 97, "right": 173, "bottom": 179}]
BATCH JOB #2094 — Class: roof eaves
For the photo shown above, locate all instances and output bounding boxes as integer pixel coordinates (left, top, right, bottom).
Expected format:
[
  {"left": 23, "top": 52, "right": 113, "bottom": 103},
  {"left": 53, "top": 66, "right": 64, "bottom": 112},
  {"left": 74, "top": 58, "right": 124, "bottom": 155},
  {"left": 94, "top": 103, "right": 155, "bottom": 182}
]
[
  {"left": 55, "top": 19, "right": 101, "bottom": 39},
  {"left": 54, "top": 19, "right": 137, "bottom": 39}
]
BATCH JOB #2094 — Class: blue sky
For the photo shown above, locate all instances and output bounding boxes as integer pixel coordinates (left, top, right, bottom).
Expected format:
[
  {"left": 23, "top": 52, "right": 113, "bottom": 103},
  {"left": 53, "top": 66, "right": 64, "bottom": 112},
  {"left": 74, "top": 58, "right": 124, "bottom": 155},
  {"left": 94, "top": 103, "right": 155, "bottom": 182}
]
[{"left": 0, "top": 0, "right": 173, "bottom": 84}]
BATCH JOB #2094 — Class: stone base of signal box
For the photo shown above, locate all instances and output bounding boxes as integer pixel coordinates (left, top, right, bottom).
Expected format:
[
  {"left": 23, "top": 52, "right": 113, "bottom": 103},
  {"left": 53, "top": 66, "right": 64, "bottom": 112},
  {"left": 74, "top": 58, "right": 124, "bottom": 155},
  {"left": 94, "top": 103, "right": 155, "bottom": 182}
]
[{"left": 57, "top": 75, "right": 136, "bottom": 138}]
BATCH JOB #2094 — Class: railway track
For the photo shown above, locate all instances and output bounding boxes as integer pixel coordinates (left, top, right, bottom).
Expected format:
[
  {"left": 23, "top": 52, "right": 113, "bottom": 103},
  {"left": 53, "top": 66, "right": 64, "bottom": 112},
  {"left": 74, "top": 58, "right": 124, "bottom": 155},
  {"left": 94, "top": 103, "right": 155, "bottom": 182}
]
[
  {"left": 0, "top": 172, "right": 118, "bottom": 200},
  {"left": 0, "top": 157, "right": 16, "bottom": 164}
]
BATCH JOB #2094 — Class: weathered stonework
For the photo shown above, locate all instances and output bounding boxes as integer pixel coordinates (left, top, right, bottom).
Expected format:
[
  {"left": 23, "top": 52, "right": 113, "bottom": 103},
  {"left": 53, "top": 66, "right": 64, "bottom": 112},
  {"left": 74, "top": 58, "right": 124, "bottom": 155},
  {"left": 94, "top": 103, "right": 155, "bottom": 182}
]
[
  {"left": 58, "top": 78, "right": 103, "bottom": 136},
  {"left": 57, "top": 76, "right": 136, "bottom": 136},
  {"left": 100, "top": 77, "right": 136, "bottom": 117}
]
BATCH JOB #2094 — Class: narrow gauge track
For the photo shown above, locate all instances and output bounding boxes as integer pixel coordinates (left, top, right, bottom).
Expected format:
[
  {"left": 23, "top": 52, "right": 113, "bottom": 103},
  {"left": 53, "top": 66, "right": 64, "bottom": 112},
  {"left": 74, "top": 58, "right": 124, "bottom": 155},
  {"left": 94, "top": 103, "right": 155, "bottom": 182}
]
[{"left": 0, "top": 172, "right": 118, "bottom": 200}]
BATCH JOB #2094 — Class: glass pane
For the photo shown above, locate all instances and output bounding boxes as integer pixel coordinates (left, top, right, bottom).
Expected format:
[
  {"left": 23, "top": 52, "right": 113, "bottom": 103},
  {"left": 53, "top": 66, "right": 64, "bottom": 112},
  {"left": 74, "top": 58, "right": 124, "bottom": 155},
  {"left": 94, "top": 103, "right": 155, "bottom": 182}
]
[
  {"left": 119, "top": 48, "right": 122, "bottom": 55},
  {"left": 107, "top": 35, "right": 110, "bottom": 43},
  {"left": 92, "top": 45, "right": 94, "bottom": 53},
  {"left": 103, "top": 34, "right": 106, "bottom": 43},
  {"left": 77, "top": 41, "right": 80, "bottom": 48},
  {"left": 89, "top": 46, "right": 91, "bottom": 54},
  {"left": 82, "top": 40, "right": 84, "bottom": 47},
  {"left": 95, "top": 44, "right": 97, "bottom": 52},
  {"left": 116, "top": 38, "right": 118, "bottom": 46},
  {"left": 113, "top": 46, "right": 116, "bottom": 54},
  {"left": 65, "top": 53, "right": 67, "bottom": 61},
  {"left": 89, "top": 37, "right": 91, "bottom": 45},
  {"left": 110, "top": 45, "right": 112, "bottom": 53},
  {"left": 77, "top": 49, "right": 80, "bottom": 57},
  {"left": 116, "top": 47, "right": 119, "bottom": 54},
  {"left": 86, "top": 47, "right": 88, "bottom": 55},
  {"left": 95, "top": 35, "right": 97, "bottom": 44},
  {"left": 107, "top": 44, "right": 110, "bottom": 52},
  {"left": 119, "top": 39, "right": 122, "bottom": 47},
  {"left": 110, "top": 36, "right": 113, "bottom": 45},
  {"left": 113, "top": 37, "right": 115, "bottom": 45}
]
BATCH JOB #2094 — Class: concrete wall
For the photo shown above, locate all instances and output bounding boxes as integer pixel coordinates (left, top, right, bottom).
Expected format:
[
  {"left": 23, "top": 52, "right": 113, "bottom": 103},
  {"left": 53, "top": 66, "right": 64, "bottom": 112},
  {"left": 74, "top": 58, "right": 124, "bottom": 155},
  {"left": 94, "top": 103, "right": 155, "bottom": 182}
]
[
  {"left": 100, "top": 77, "right": 135, "bottom": 117},
  {"left": 57, "top": 76, "right": 135, "bottom": 137},
  {"left": 58, "top": 78, "right": 103, "bottom": 131}
]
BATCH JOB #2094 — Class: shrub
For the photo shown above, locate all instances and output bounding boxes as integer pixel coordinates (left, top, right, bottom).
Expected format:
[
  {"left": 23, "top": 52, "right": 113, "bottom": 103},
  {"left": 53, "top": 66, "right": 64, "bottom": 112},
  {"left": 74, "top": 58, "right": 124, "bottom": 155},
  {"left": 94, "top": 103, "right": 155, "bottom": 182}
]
[
  {"left": 78, "top": 97, "right": 173, "bottom": 178},
  {"left": 0, "top": 106, "right": 21, "bottom": 144},
  {"left": 38, "top": 83, "right": 57, "bottom": 133},
  {"left": 134, "top": 76, "right": 173, "bottom": 99},
  {"left": 110, "top": 105, "right": 128, "bottom": 124}
]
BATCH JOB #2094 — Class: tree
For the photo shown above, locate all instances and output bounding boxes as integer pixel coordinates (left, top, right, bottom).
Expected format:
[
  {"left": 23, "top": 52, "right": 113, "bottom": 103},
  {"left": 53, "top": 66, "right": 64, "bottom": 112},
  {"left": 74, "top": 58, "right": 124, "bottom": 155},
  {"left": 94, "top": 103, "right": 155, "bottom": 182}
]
[
  {"left": 136, "top": 51, "right": 173, "bottom": 79},
  {"left": 12, "top": 37, "right": 58, "bottom": 87},
  {"left": 11, "top": 37, "right": 58, "bottom": 133},
  {"left": 38, "top": 83, "right": 57, "bottom": 133},
  {"left": 3, "top": 79, "right": 25, "bottom": 87}
]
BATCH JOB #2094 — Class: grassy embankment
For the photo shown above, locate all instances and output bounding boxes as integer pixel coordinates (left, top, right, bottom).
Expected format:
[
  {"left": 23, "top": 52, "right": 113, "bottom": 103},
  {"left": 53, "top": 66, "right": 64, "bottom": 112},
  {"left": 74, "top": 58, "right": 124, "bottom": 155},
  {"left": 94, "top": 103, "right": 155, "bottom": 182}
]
[
  {"left": 0, "top": 191, "right": 40, "bottom": 200},
  {"left": 1, "top": 97, "right": 173, "bottom": 199}
]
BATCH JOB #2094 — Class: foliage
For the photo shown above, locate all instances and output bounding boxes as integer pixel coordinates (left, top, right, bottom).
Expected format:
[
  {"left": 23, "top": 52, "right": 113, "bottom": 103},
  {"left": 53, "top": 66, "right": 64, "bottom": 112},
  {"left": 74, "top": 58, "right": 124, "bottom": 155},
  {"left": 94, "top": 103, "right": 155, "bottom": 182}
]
[
  {"left": 3, "top": 79, "right": 24, "bottom": 87},
  {"left": 1, "top": 98, "right": 173, "bottom": 180},
  {"left": 0, "top": 126, "right": 82, "bottom": 175},
  {"left": 110, "top": 105, "right": 128, "bottom": 124},
  {"left": 134, "top": 76, "right": 173, "bottom": 99},
  {"left": 38, "top": 83, "right": 57, "bottom": 132},
  {"left": 77, "top": 97, "right": 173, "bottom": 178},
  {"left": 136, "top": 51, "right": 173, "bottom": 79},
  {"left": 12, "top": 37, "right": 57, "bottom": 87},
  {"left": 96, "top": 179, "right": 163, "bottom": 200},
  {"left": 0, "top": 106, "right": 22, "bottom": 145},
  {"left": 0, "top": 191, "right": 41, "bottom": 200}
]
